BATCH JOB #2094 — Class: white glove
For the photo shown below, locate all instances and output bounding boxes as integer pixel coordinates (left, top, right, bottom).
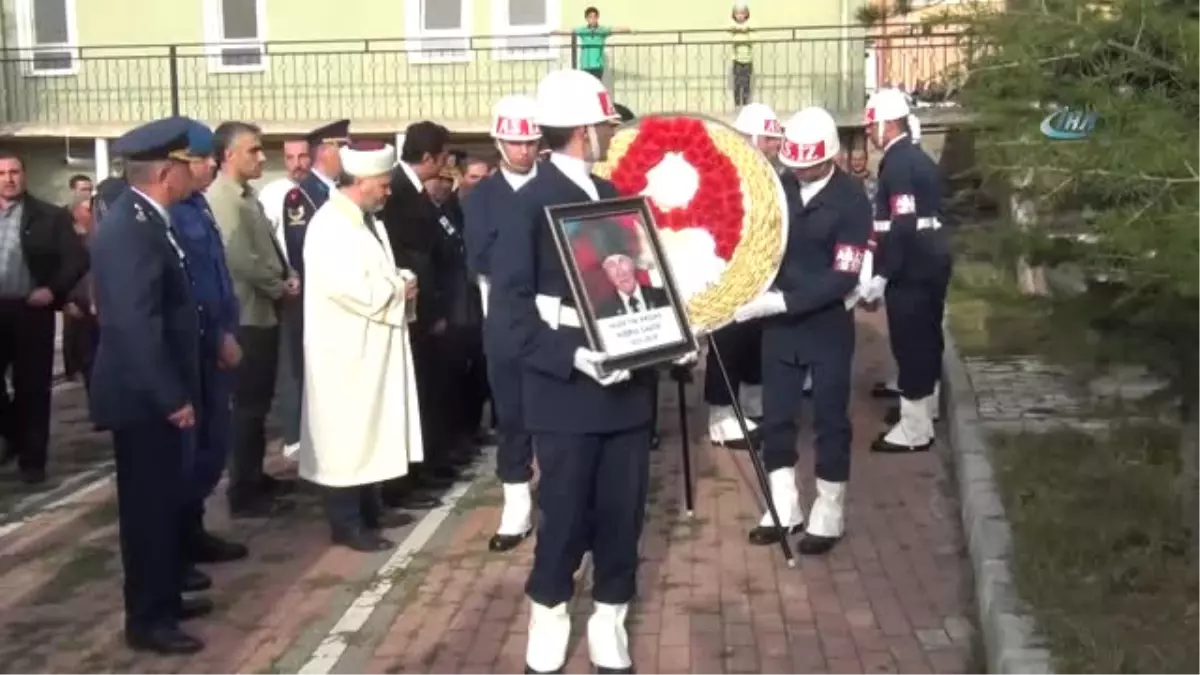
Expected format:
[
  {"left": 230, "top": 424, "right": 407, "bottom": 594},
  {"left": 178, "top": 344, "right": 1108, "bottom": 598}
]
[
  {"left": 860, "top": 276, "right": 887, "bottom": 304},
  {"left": 573, "top": 348, "right": 631, "bottom": 386},
  {"left": 733, "top": 291, "right": 787, "bottom": 323},
  {"left": 672, "top": 351, "right": 699, "bottom": 367}
]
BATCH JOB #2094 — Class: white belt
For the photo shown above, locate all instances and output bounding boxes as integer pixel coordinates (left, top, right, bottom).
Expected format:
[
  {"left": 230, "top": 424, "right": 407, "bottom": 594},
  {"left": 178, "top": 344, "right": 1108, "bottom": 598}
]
[
  {"left": 873, "top": 217, "right": 941, "bottom": 233},
  {"left": 535, "top": 294, "right": 582, "bottom": 329},
  {"left": 478, "top": 275, "right": 491, "bottom": 318}
]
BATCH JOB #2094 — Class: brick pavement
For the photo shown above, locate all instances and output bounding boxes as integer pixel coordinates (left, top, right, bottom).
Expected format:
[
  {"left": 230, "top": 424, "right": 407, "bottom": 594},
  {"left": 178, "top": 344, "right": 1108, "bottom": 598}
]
[{"left": 0, "top": 312, "right": 979, "bottom": 674}]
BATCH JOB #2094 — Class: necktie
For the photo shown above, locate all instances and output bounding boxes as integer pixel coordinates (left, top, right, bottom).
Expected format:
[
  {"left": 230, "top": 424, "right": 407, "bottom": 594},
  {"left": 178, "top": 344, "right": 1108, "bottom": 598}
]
[{"left": 628, "top": 296, "right": 641, "bottom": 313}]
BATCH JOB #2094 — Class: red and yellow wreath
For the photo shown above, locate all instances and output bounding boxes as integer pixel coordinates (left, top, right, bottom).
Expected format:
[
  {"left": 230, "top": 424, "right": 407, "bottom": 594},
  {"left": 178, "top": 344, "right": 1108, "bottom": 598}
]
[{"left": 594, "top": 114, "right": 788, "bottom": 334}]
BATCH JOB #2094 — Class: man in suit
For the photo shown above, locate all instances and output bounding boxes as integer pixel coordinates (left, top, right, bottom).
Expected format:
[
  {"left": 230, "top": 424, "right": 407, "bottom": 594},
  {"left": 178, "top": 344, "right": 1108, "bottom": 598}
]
[
  {"left": 593, "top": 252, "right": 669, "bottom": 320},
  {"left": 0, "top": 149, "right": 89, "bottom": 482},
  {"left": 277, "top": 120, "right": 348, "bottom": 457},
  {"left": 89, "top": 117, "right": 211, "bottom": 654},
  {"left": 207, "top": 121, "right": 298, "bottom": 518},
  {"left": 380, "top": 121, "right": 464, "bottom": 510}
]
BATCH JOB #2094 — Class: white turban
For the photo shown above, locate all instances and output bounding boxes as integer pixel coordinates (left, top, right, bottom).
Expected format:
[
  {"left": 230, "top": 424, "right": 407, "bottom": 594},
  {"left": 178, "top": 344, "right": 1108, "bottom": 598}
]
[{"left": 339, "top": 143, "right": 395, "bottom": 178}]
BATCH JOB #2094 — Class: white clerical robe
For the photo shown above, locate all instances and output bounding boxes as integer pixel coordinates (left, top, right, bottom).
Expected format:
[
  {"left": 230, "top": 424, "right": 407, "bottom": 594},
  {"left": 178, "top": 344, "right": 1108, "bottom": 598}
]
[{"left": 298, "top": 189, "right": 423, "bottom": 487}]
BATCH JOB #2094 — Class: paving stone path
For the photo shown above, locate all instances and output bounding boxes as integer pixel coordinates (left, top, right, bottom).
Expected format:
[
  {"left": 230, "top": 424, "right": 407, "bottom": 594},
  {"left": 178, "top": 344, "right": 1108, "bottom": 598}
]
[{"left": 0, "top": 312, "right": 979, "bottom": 674}]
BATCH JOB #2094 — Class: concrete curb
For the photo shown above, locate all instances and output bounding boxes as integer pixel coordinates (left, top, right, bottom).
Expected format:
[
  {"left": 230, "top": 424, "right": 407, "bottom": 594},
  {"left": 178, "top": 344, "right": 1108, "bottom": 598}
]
[{"left": 941, "top": 329, "right": 1056, "bottom": 674}]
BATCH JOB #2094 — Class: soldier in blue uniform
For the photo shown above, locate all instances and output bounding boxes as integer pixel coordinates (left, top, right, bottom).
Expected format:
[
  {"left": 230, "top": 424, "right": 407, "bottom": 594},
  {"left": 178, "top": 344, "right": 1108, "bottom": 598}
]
[
  {"left": 278, "top": 119, "right": 350, "bottom": 454},
  {"left": 89, "top": 117, "right": 210, "bottom": 654},
  {"left": 168, "top": 121, "right": 249, "bottom": 581},
  {"left": 462, "top": 93, "right": 542, "bottom": 553},
  {"left": 860, "top": 89, "right": 951, "bottom": 453},
  {"left": 491, "top": 69, "right": 667, "bottom": 675},
  {"left": 733, "top": 107, "right": 872, "bottom": 556}
]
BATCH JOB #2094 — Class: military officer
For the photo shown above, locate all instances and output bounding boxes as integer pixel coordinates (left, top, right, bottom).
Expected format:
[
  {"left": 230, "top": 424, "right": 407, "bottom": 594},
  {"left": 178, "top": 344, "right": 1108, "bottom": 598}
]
[
  {"left": 860, "top": 89, "right": 951, "bottom": 453},
  {"left": 279, "top": 119, "right": 350, "bottom": 456},
  {"left": 462, "top": 93, "right": 542, "bottom": 553},
  {"left": 89, "top": 117, "right": 210, "bottom": 654},
  {"left": 733, "top": 107, "right": 873, "bottom": 556},
  {"left": 168, "top": 121, "right": 249, "bottom": 576},
  {"left": 490, "top": 69, "right": 665, "bottom": 675},
  {"left": 703, "top": 103, "right": 784, "bottom": 450}
]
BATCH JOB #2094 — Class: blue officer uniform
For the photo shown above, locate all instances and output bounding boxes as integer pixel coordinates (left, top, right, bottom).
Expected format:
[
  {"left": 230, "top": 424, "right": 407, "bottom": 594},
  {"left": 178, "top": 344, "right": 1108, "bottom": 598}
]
[
  {"left": 463, "top": 168, "right": 538, "bottom": 552},
  {"left": 89, "top": 117, "right": 206, "bottom": 654},
  {"left": 490, "top": 155, "right": 655, "bottom": 665},
  {"left": 168, "top": 121, "right": 246, "bottom": 566},
  {"left": 278, "top": 119, "right": 349, "bottom": 443},
  {"left": 753, "top": 167, "right": 872, "bottom": 555},
  {"left": 870, "top": 134, "right": 951, "bottom": 453}
]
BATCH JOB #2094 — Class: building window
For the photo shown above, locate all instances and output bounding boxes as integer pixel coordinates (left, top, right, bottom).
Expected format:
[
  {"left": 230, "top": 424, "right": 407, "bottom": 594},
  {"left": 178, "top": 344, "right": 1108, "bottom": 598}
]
[
  {"left": 491, "top": 0, "right": 560, "bottom": 61},
  {"left": 204, "top": 0, "right": 267, "bottom": 73},
  {"left": 14, "top": 0, "right": 79, "bottom": 76},
  {"left": 405, "top": 0, "right": 473, "bottom": 64}
]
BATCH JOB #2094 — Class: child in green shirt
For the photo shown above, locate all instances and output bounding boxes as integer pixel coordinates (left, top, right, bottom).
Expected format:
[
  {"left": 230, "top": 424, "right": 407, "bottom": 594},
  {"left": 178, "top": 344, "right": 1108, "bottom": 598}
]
[
  {"left": 555, "top": 6, "right": 630, "bottom": 83},
  {"left": 730, "top": 2, "right": 753, "bottom": 106}
]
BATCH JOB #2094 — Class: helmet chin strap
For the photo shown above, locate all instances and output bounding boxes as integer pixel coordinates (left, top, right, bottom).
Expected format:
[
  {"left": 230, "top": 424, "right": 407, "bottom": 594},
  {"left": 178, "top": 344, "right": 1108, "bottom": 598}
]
[
  {"left": 584, "top": 125, "right": 602, "bottom": 167},
  {"left": 495, "top": 139, "right": 516, "bottom": 172}
]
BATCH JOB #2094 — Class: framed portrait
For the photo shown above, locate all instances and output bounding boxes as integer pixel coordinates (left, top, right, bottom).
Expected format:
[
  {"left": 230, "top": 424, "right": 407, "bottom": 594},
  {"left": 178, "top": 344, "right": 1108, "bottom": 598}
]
[{"left": 545, "top": 196, "right": 698, "bottom": 375}]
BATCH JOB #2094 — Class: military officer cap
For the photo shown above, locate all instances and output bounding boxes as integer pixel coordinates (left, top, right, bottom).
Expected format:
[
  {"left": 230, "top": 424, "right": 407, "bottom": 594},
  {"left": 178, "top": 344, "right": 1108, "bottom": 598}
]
[
  {"left": 306, "top": 119, "right": 351, "bottom": 146},
  {"left": 111, "top": 116, "right": 203, "bottom": 162},
  {"left": 614, "top": 103, "right": 635, "bottom": 123}
]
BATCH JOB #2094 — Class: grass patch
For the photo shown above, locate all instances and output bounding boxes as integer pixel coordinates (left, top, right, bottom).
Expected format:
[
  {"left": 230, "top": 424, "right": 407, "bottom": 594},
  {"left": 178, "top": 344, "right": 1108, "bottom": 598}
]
[{"left": 992, "top": 425, "right": 1198, "bottom": 673}]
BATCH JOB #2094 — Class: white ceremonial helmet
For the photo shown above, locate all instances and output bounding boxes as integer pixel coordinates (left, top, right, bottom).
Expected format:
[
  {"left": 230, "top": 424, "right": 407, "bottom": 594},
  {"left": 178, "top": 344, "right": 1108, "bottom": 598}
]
[
  {"left": 865, "top": 88, "right": 920, "bottom": 146},
  {"left": 779, "top": 106, "right": 840, "bottom": 169},
  {"left": 733, "top": 102, "right": 784, "bottom": 140},
  {"left": 534, "top": 69, "right": 620, "bottom": 128},
  {"left": 491, "top": 94, "right": 542, "bottom": 142}
]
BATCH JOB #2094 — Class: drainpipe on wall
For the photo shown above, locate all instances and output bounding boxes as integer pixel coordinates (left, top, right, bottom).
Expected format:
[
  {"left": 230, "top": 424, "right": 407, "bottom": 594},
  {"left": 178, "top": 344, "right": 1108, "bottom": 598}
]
[
  {"left": 394, "top": 133, "right": 405, "bottom": 159},
  {"left": 840, "top": 0, "right": 853, "bottom": 112},
  {"left": 94, "top": 138, "right": 110, "bottom": 179}
]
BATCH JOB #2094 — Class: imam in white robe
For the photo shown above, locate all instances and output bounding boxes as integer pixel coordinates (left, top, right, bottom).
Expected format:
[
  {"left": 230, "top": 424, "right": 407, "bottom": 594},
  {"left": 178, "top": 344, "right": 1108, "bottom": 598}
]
[{"left": 298, "top": 189, "right": 423, "bottom": 487}]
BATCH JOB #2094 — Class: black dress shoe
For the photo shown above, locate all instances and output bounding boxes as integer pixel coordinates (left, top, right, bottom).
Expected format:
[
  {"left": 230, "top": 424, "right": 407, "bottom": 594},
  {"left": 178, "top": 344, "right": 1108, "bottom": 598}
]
[
  {"left": 382, "top": 490, "right": 442, "bottom": 510},
  {"left": 870, "top": 434, "right": 933, "bottom": 453},
  {"left": 229, "top": 494, "right": 294, "bottom": 519},
  {"left": 747, "top": 523, "right": 803, "bottom": 546},
  {"left": 796, "top": 533, "right": 841, "bottom": 556},
  {"left": 260, "top": 475, "right": 296, "bottom": 496},
  {"left": 414, "top": 472, "right": 455, "bottom": 490},
  {"left": 183, "top": 567, "right": 212, "bottom": 593},
  {"left": 524, "top": 665, "right": 563, "bottom": 674},
  {"left": 595, "top": 665, "right": 634, "bottom": 674},
  {"left": 126, "top": 626, "right": 205, "bottom": 655},
  {"left": 871, "top": 382, "right": 901, "bottom": 399},
  {"left": 474, "top": 429, "right": 498, "bottom": 446},
  {"left": 190, "top": 532, "right": 248, "bottom": 564},
  {"left": 426, "top": 464, "right": 459, "bottom": 481},
  {"left": 20, "top": 468, "right": 47, "bottom": 485},
  {"left": 179, "top": 596, "right": 215, "bottom": 621},
  {"left": 883, "top": 406, "right": 900, "bottom": 426},
  {"left": 715, "top": 437, "right": 754, "bottom": 451},
  {"left": 332, "top": 529, "right": 395, "bottom": 552},
  {"left": 364, "top": 511, "right": 415, "bottom": 530},
  {"left": 488, "top": 529, "right": 531, "bottom": 552}
]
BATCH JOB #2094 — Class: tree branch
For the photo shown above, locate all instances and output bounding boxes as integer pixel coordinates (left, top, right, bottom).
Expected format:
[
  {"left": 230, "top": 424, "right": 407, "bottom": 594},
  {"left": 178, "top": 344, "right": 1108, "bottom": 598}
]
[{"left": 992, "top": 166, "right": 1200, "bottom": 184}]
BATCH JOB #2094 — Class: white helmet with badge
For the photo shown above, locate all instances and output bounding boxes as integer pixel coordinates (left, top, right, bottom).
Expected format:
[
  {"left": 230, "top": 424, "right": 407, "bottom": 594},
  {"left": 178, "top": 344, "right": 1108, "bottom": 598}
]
[
  {"left": 535, "top": 69, "right": 619, "bottom": 128},
  {"left": 865, "top": 88, "right": 920, "bottom": 146},
  {"left": 779, "top": 106, "right": 840, "bottom": 169},
  {"left": 491, "top": 94, "right": 542, "bottom": 142},
  {"left": 733, "top": 102, "right": 784, "bottom": 139}
]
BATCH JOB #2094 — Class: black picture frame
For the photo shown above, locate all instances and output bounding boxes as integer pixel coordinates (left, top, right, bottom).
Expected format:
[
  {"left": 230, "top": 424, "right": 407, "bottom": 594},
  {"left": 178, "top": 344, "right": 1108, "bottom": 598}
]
[{"left": 544, "top": 196, "right": 698, "bottom": 375}]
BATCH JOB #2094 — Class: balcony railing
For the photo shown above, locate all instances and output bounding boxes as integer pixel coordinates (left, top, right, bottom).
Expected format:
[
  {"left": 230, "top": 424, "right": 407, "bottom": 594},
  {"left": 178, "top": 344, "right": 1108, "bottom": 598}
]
[{"left": 0, "top": 26, "right": 973, "bottom": 133}]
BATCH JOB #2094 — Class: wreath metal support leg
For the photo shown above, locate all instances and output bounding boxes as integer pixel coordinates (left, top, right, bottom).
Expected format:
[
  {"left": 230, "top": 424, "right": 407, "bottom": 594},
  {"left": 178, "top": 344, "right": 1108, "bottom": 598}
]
[
  {"left": 669, "top": 366, "right": 695, "bottom": 518},
  {"left": 708, "top": 335, "right": 796, "bottom": 568}
]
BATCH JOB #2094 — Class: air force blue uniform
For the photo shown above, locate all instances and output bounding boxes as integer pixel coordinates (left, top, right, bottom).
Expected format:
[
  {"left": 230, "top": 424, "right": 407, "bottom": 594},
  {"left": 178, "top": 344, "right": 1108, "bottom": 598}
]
[
  {"left": 462, "top": 171, "right": 534, "bottom": 489},
  {"left": 490, "top": 158, "right": 654, "bottom": 610},
  {"left": 872, "top": 136, "right": 951, "bottom": 417},
  {"left": 89, "top": 117, "right": 204, "bottom": 650}
]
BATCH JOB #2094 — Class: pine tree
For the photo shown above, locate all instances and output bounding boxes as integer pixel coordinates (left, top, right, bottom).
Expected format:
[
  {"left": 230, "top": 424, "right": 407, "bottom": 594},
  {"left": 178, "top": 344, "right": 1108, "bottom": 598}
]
[{"left": 951, "top": 0, "right": 1199, "bottom": 540}]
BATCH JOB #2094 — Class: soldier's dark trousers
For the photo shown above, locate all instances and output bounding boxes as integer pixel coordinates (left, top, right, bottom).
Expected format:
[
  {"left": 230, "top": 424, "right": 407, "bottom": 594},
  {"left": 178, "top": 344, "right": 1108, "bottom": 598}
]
[
  {"left": 884, "top": 273, "right": 949, "bottom": 401},
  {"left": 0, "top": 301, "right": 55, "bottom": 472},
  {"left": 411, "top": 332, "right": 458, "bottom": 464},
  {"left": 760, "top": 343, "right": 854, "bottom": 483},
  {"left": 277, "top": 301, "right": 304, "bottom": 446},
  {"left": 229, "top": 326, "right": 280, "bottom": 506},
  {"left": 487, "top": 355, "right": 533, "bottom": 484},
  {"left": 113, "top": 420, "right": 186, "bottom": 631},
  {"left": 324, "top": 484, "right": 382, "bottom": 535},
  {"left": 62, "top": 312, "right": 98, "bottom": 381},
  {"left": 184, "top": 367, "right": 231, "bottom": 548},
  {"left": 525, "top": 428, "right": 652, "bottom": 607},
  {"left": 703, "top": 321, "right": 762, "bottom": 405}
]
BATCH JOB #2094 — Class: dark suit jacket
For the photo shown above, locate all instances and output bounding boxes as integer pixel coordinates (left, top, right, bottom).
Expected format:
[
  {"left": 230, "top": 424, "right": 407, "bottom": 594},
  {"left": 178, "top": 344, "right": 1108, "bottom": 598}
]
[
  {"left": 16, "top": 193, "right": 88, "bottom": 309},
  {"left": 594, "top": 285, "right": 669, "bottom": 320},
  {"left": 89, "top": 190, "right": 202, "bottom": 429},
  {"left": 382, "top": 168, "right": 444, "bottom": 332}
]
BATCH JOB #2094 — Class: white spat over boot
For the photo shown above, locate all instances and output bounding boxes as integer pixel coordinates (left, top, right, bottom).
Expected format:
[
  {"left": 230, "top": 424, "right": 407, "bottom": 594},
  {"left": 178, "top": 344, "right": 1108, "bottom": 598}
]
[
  {"left": 797, "top": 479, "right": 846, "bottom": 555},
  {"left": 587, "top": 602, "right": 632, "bottom": 673},
  {"left": 708, "top": 404, "right": 757, "bottom": 450},
  {"left": 748, "top": 467, "right": 804, "bottom": 546},
  {"left": 525, "top": 601, "right": 571, "bottom": 674},
  {"left": 739, "top": 384, "right": 763, "bottom": 419},
  {"left": 872, "top": 396, "right": 934, "bottom": 453},
  {"left": 929, "top": 381, "right": 941, "bottom": 421},
  {"left": 490, "top": 482, "right": 532, "bottom": 552}
]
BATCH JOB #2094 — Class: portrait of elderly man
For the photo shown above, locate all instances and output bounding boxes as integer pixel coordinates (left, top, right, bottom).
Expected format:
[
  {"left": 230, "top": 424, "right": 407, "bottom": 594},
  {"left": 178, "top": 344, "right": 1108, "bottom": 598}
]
[
  {"left": 594, "top": 251, "right": 669, "bottom": 320},
  {"left": 298, "top": 140, "right": 424, "bottom": 553}
]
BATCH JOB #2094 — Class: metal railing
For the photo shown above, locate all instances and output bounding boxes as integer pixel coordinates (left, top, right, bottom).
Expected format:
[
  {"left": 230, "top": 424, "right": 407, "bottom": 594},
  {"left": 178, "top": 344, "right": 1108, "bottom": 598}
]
[{"left": 0, "top": 26, "right": 973, "bottom": 132}]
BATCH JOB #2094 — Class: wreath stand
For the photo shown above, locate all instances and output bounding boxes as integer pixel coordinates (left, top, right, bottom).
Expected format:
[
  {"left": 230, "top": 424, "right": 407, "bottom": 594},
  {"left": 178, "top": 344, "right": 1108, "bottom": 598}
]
[{"left": 668, "top": 337, "right": 797, "bottom": 568}]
